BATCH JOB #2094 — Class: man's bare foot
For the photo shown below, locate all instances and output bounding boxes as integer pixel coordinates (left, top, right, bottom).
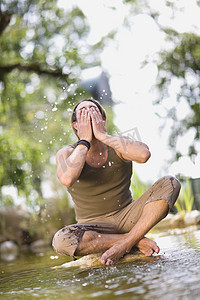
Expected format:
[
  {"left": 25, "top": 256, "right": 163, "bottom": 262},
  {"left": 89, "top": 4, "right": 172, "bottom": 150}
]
[
  {"left": 135, "top": 237, "right": 160, "bottom": 256},
  {"left": 100, "top": 241, "right": 128, "bottom": 265},
  {"left": 100, "top": 237, "right": 159, "bottom": 266}
]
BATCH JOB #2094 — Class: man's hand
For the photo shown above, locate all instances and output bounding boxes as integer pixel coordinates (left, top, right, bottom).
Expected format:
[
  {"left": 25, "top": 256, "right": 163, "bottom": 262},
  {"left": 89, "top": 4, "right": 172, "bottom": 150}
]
[
  {"left": 90, "top": 107, "right": 106, "bottom": 141},
  {"left": 76, "top": 108, "right": 93, "bottom": 142}
]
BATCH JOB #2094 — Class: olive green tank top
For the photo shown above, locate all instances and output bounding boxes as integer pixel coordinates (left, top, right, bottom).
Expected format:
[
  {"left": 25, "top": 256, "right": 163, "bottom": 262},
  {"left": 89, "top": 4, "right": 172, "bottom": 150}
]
[{"left": 67, "top": 145, "right": 133, "bottom": 220}]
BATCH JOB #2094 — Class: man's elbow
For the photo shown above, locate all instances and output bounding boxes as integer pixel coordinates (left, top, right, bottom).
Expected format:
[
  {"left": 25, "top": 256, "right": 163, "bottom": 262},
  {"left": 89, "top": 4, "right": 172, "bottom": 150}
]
[
  {"left": 58, "top": 174, "right": 74, "bottom": 188},
  {"left": 140, "top": 150, "right": 151, "bottom": 163}
]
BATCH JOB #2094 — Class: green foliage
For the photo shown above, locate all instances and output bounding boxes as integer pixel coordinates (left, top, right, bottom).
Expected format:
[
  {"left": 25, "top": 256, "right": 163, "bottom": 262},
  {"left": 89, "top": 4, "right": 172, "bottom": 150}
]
[
  {"left": 0, "top": 126, "right": 44, "bottom": 209},
  {"left": 0, "top": 0, "right": 116, "bottom": 214},
  {"left": 131, "top": 172, "right": 149, "bottom": 200},
  {"left": 124, "top": 0, "right": 200, "bottom": 161},
  {"left": 156, "top": 31, "right": 200, "bottom": 158},
  {"left": 175, "top": 179, "right": 194, "bottom": 213}
]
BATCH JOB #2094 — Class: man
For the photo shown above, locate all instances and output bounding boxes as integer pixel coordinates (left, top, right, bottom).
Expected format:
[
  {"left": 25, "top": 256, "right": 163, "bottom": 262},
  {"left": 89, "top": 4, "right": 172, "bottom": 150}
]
[{"left": 52, "top": 99, "right": 181, "bottom": 265}]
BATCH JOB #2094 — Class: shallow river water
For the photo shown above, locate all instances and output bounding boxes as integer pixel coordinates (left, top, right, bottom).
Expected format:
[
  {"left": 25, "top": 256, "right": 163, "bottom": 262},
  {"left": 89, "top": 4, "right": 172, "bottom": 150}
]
[{"left": 0, "top": 226, "right": 200, "bottom": 300}]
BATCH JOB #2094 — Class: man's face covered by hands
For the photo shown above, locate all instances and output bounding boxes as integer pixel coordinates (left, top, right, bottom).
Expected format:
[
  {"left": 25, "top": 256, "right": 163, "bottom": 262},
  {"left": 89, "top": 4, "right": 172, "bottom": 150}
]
[{"left": 72, "top": 100, "right": 106, "bottom": 141}]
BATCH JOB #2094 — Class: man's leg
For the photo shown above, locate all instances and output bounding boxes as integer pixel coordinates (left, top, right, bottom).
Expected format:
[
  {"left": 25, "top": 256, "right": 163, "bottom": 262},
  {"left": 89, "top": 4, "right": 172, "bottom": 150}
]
[
  {"left": 53, "top": 201, "right": 165, "bottom": 260},
  {"left": 75, "top": 230, "right": 159, "bottom": 257},
  {"left": 98, "top": 175, "right": 181, "bottom": 265},
  {"left": 100, "top": 199, "right": 168, "bottom": 265},
  {"left": 52, "top": 223, "right": 119, "bottom": 257},
  {"left": 54, "top": 176, "right": 180, "bottom": 263}
]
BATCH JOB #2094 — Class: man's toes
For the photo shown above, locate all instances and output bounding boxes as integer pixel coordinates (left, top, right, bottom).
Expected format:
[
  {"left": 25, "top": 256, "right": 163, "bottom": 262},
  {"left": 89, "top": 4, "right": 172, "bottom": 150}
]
[
  {"left": 154, "top": 245, "right": 160, "bottom": 254},
  {"left": 100, "top": 252, "right": 109, "bottom": 265},
  {"left": 100, "top": 257, "right": 106, "bottom": 265},
  {"left": 105, "top": 258, "right": 114, "bottom": 265},
  {"left": 145, "top": 249, "right": 154, "bottom": 256}
]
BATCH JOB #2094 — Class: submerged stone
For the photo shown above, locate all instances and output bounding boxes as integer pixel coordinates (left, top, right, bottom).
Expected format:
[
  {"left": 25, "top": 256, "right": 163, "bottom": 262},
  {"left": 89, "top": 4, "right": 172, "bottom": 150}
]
[
  {"left": 0, "top": 241, "right": 19, "bottom": 261},
  {"left": 30, "top": 239, "right": 50, "bottom": 253}
]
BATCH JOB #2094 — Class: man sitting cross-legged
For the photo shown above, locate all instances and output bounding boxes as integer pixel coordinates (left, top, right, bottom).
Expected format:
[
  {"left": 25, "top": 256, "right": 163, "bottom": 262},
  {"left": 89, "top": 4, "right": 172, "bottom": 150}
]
[{"left": 52, "top": 99, "right": 181, "bottom": 265}]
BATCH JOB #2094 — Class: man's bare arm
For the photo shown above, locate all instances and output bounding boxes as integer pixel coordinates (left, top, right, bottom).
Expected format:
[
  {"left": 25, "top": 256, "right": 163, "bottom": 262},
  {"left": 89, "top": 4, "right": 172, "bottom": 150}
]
[
  {"left": 90, "top": 107, "right": 150, "bottom": 163},
  {"left": 56, "top": 145, "right": 88, "bottom": 187},
  {"left": 99, "top": 136, "right": 150, "bottom": 163},
  {"left": 56, "top": 107, "right": 92, "bottom": 187}
]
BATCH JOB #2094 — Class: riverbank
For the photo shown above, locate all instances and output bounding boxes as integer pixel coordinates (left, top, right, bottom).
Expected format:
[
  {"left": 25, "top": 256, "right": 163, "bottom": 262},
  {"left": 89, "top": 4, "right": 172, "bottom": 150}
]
[{"left": 0, "top": 207, "right": 200, "bottom": 262}]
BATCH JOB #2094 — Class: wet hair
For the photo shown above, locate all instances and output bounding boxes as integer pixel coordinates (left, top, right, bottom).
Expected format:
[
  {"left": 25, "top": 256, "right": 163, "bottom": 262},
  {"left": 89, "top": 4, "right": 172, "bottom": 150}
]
[{"left": 71, "top": 99, "right": 106, "bottom": 137}]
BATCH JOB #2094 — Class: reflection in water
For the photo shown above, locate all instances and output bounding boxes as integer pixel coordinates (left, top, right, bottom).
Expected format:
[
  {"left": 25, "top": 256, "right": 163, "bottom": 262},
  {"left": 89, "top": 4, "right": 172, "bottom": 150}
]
[{"left": 0, "top": 227, "right": 200, "bottom": 300}]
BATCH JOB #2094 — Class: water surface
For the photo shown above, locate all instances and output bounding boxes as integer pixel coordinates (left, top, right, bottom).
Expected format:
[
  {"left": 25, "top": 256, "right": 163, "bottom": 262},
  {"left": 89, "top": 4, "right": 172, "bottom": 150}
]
[{"left": 0, "top": 226, "right": 200, "bottom": 300}]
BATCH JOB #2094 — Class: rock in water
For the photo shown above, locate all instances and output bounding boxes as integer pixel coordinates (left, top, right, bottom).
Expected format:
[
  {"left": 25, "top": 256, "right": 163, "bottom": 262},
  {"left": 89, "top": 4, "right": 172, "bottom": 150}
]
[
  {"left": 52, "top": 251, "right": 159, "bottom": 269},
  {"left": 0, "top": 241, "right": 19, "bottom": 261}
]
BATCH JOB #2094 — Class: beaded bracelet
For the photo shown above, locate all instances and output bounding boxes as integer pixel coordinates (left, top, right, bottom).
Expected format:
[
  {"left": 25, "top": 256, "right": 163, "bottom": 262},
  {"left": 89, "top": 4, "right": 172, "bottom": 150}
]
[{"left": 77, "top": 139, "right": 91, "bottom": 150}]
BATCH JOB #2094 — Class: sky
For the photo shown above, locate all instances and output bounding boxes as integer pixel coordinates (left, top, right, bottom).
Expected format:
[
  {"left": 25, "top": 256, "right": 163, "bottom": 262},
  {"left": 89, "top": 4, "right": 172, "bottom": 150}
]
[{"left": 59, "top": 0, "right": 200, "bottom": 183}]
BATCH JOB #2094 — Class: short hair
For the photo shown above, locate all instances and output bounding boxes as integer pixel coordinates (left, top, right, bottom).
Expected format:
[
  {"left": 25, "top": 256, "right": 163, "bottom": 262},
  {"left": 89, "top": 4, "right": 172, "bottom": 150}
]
[{"left": 71, "top": 99, "right": 106, "bottom": 137}]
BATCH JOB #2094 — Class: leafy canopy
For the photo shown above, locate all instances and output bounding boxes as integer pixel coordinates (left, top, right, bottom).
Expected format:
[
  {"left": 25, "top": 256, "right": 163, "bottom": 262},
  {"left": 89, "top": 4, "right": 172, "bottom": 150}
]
[{"left": 0, "top": 0, "right": 113, "bottom": 209}]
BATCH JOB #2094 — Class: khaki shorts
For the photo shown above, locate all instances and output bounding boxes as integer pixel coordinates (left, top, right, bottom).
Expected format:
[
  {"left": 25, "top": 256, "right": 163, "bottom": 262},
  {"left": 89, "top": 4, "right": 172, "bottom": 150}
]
[{"left": 52, "top": 176, "right": 181, "bottom": 256}]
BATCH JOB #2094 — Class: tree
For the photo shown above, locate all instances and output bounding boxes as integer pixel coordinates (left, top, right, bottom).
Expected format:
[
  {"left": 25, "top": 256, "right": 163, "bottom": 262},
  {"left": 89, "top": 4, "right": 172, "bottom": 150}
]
[
  {"left": 155, "top": 30, "right": 200, "bottom": 159},
  {"left": 124, "top": 0, "right": 200, "bottom": 161},
  {"left": 0, "top": 0, "right": 114, "bottom": 209}
]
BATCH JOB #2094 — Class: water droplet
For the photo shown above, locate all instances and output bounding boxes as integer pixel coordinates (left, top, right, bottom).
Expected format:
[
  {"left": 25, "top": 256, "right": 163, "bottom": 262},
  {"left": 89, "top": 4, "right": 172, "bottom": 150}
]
[
  {"left": 39, "top": 140, "right": 42, "bottom": 143},
  {"left": 82, "top": 283, "right": 87, "bottom": 287},
  {"left": 102, "top": 166, "right": 105, "bottom": 168},
  {"left": 77, "top": 180, "right": 80, "bottom": 183},
  {"left": 35, "top": 111, "right": 44, "bottom": 119},
  {"left": 52, "top": 107, "right": 57, "bottom": 112},
  {"left": 99, "top": 152, "right": 102, "bottom": 156},
  {"left": 108, "top": 162, "right": 111, "bottom": 167}
]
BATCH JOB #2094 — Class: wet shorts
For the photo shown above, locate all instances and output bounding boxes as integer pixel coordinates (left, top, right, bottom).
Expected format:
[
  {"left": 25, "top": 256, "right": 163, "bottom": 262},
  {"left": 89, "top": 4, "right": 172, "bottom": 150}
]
[{"left": 52, "top": 176, "right": 181, "bottom": 256}]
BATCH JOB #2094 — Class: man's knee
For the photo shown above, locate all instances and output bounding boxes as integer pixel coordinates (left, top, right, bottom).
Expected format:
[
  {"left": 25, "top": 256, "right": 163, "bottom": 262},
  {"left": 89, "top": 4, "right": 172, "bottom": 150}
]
[
  {"left": 52, "top": 225, "right": 85, "bottom": 257},
  {"left": 170, "top": 176, "right": 181, "bottom": 205},
  {"left": 149, "top": 175, "right": 181, "bottom": 210},
  {"left": 161, "top": 175, "right": 181, "bottom": 207},
  {"left": 52, "top": 229, "right": 64, "bottom": 254}
]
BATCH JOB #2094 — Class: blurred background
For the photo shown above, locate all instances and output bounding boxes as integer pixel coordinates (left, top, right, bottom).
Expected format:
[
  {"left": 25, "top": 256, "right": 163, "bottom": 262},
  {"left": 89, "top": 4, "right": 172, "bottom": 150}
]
[{"left": 0, "top": 0, "right": 200, "bottom": 250}]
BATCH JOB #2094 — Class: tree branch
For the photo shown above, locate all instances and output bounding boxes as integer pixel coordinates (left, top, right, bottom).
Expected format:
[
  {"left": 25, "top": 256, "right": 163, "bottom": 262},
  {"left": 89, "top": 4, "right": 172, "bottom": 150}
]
[
  {"left": 0, "top": 63, "right": 68, "bottom": 79},
  {"left": 0, "top": 11, "right": 12, "bottom": 36}
]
